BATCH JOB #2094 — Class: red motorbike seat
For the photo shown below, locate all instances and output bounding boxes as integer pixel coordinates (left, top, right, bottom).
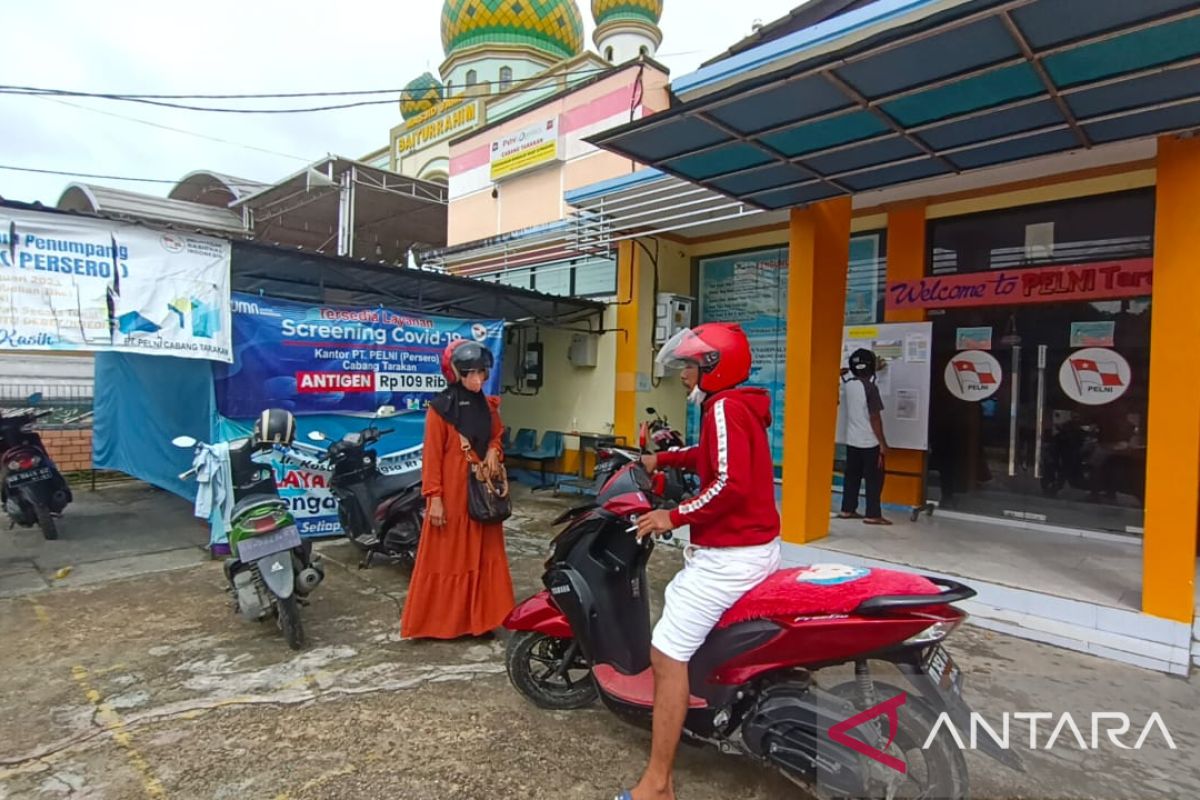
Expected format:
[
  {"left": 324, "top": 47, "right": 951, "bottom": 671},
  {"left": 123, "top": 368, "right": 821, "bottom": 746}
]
[{"left": 716, "top": 565, "right": 941, "bottom": 629}]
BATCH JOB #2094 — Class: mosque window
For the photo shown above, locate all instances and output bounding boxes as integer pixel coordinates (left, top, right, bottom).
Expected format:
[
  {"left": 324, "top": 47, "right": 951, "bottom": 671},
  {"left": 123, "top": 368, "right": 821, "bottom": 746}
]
[
  {"left": 499, "top": 66, "right": 513, "bottom": 91},
  {"left": 466, "top": 69, "right": 478, "bottom": 86},
  {"left": 639, "top": 45, "right": 649, "bottom": 57},
  {"left": 605, "top": 46, "right": 614, "bottom": 62}
]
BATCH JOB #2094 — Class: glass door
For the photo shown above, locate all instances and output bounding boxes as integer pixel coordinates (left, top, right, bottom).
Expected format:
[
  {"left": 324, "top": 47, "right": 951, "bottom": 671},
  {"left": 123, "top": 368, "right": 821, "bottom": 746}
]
[{"left": 928, "top": 300, "right": 1149, "bottom": 534}]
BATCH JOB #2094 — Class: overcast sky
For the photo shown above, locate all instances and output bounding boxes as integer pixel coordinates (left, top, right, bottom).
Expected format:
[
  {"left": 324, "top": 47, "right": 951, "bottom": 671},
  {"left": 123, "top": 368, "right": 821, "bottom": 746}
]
[{"left": 0, "top": 0, "right": 806, "bottom": 206}]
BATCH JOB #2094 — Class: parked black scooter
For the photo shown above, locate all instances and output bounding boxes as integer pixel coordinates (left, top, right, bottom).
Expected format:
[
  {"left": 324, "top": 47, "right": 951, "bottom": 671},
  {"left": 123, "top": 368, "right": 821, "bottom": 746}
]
[
  {"left": 1, "top": 394, "right": 72, "bottom": 540},
  {"left": 292, "top": 408, "right": 424, "bottom": 568}
]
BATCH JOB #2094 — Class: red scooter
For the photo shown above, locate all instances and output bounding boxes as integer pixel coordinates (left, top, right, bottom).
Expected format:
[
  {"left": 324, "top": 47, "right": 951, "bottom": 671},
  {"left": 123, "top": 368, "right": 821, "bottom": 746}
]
[{"left": 504, "top": 458, "right": 1019, "bottom": 798}]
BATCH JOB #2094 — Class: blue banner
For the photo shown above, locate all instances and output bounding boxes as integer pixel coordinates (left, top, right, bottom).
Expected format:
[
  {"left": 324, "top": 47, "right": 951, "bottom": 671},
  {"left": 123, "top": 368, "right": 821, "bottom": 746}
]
[{"left": 214, "top": 293, "right": 505, "bottom": 418}]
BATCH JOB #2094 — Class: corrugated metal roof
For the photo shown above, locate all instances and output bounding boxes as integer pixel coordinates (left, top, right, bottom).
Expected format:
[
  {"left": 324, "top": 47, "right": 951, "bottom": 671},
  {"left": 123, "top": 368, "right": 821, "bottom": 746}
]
[
  {"left": 169, "top": 171, "right": 270, "bottom": 207},
  {"left": 56, "top": 183, "right": 248, "bottom": 235}
]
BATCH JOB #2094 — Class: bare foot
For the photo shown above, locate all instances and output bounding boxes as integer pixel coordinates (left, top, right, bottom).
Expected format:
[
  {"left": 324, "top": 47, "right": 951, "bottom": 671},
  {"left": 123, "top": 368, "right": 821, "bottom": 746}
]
[{"left": 629, "top": 777, "right": 675, "bottom": 800}]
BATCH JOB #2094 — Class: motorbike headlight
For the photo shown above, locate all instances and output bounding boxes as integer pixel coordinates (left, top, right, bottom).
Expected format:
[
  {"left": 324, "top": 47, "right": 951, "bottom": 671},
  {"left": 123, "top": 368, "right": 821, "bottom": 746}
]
[{"left": 28, "top": 456, "right": 41, "bottom": 467}]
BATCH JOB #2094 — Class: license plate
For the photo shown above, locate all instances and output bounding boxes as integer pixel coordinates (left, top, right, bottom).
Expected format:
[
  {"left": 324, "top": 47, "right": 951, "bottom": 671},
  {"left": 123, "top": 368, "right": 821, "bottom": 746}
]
[
  {"left": 6, "top": 467, "right": 52, "bottom": 487},
  {"left": 924, "top": 645, "right": 963, "bottom": 696},
  {"left": 237, "top": 526, "right": 302, "bottom": 563}
]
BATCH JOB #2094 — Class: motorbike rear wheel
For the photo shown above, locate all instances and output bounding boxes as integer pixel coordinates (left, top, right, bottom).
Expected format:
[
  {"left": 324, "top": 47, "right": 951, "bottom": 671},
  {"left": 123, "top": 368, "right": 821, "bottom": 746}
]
[
  {"left": 506, "top": 631, "right": 597, "bottom": 710},
  {"left": 276, "top": 594, "right": 305, "bottom": 651},
  {"left": 822, "top": 680, "right": 968, "bottom": 800},
  {"left": 35, "top": 505, "right": 58, "bottom": 540}
]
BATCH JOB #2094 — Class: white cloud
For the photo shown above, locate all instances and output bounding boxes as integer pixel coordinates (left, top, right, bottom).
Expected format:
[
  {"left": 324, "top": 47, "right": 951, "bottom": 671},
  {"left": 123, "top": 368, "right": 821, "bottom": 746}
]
[{"left": 0, "top": 0, "right": 805, "bottom": 204}]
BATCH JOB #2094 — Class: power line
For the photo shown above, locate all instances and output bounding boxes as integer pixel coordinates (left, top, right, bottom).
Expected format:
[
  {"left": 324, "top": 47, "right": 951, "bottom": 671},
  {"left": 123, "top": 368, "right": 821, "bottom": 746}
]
[
  {"left": 0, "top": 67, "right": 622, "bottom": 113},
  {"left": 37, "top": 97, "right": 310, "bottom": 162},
  {"left": 0, "top": 165, "right": 180, "bottom": 184}
]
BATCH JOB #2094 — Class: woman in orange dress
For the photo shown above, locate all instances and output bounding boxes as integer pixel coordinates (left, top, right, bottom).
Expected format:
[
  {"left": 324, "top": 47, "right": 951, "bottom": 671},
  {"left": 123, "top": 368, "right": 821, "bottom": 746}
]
[{"left": 400, "top": 340, "right": 515, "bottom": 640}]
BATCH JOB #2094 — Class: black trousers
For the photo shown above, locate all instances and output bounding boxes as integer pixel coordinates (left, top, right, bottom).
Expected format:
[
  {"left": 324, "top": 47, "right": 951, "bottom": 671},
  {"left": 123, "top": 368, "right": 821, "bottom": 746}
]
[{"left": 843, "top": 445, "right": 883, "bottom": 518}]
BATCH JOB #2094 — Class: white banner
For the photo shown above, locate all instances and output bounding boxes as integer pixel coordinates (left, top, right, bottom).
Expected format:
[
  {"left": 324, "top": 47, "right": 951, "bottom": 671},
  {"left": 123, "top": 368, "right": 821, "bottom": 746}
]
[{"left": 0, "top": 208, "right": 233, "bottom": 362}]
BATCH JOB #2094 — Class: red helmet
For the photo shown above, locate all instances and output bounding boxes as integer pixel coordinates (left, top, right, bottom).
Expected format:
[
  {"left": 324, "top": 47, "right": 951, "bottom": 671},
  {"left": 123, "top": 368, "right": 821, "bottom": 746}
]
[
  {"left": 656, "top": 323, "right": 751, "bottom": 393},
  {"left": 441, "top": 340, "right": 495, "bottom": 384}
]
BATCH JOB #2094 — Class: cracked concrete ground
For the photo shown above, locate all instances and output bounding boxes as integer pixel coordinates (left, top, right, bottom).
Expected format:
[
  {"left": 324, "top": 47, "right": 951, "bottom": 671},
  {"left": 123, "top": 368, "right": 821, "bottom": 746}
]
[{"left": 0, "top": 484, "right": 1198, "bottom": 799}]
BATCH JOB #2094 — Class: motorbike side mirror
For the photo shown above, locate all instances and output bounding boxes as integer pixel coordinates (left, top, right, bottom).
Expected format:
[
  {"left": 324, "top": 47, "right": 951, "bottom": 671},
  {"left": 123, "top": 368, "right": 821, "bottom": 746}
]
[
  {"left": 171, "top": 435, "right": 197, "bottom": 449},
  {"left": 308, "top": 431, "right": 328, "bottom": 442},
  {"left": 376, "top": 405, "right": 398, "bottom": 418}
]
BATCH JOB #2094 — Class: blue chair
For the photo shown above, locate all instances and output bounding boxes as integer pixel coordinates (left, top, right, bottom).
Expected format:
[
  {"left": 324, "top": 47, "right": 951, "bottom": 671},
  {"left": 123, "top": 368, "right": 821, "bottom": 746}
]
[
  {"left": 511, "top": 428, "right": 537, "bottom": 456},
  {"left": 523, "top": 431, "right": 566, "bottom": 492},
  {"left": 501, "top": 426, "right": 513, "bottom": 453}
]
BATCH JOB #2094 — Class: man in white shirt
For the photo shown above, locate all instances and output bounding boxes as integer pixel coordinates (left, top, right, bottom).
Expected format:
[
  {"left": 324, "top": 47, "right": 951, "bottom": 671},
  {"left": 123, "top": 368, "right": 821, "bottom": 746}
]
[{"left": 840, "top": 348, "right": 891, "bottom": 525}]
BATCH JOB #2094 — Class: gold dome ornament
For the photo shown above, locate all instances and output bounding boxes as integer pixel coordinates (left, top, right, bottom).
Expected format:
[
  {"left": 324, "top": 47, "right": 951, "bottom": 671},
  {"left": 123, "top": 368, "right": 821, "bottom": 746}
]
[{"left": 441, "top": 0, "right": 585, "bottom": 61}]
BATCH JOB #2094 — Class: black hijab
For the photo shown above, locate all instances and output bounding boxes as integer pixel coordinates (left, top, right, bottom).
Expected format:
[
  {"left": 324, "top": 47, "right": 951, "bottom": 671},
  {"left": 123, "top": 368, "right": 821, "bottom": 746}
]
[{"left": 429, "top": 383, "right": 492, "bottom": 458}]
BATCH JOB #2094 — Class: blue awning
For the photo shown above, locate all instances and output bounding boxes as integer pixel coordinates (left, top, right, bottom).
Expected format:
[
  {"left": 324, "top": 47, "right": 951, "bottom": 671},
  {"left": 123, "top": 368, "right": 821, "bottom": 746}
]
[{"left": 588, "top": 0, "right": 1200, "bottom": 210}]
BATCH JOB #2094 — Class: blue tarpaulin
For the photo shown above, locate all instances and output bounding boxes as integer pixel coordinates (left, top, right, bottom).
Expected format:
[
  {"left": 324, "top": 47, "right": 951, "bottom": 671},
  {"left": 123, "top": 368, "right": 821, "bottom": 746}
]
[{"left": 93, "top": 352, "right": 217, "bottom": 501}]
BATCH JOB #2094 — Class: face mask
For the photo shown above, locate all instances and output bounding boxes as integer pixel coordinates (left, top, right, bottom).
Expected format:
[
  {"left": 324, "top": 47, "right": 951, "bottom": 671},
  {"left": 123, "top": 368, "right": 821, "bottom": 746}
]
[{"left": 688, "top": 385, "right": 707, "bottom": 407}]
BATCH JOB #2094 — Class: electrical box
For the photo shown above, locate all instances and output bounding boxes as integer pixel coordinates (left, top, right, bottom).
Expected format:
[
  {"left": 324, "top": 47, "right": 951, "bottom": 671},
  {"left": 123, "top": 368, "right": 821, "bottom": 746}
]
[
  {"left": 654, "top": 293, "right": 694, "bottom": 345},
  {"left": 568, "top": 333, "right": 599, "bottom": 367},
  {"left": 523, "top": 343, "right": 544, "bottom": 389}
]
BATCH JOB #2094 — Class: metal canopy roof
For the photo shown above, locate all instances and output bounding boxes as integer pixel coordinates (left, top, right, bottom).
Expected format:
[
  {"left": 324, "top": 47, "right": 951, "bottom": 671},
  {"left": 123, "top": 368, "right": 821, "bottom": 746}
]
[
  {"left": 232, "top": 242, "right": 603, "bottom": 327},
  {"left": 589, "top": 0, "right": 1200, "bottom": 211},
  {"left": 235, "top": 156, "right": 449, "bottom": 264}
]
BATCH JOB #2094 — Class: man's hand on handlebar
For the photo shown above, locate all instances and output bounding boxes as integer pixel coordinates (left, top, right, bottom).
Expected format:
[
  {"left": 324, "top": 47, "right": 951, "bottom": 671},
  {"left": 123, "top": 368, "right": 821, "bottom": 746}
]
[
  {"left": 635, "top": 509, "right": 674, "bottom": 540},
  {"left": 640, "top": 453, "right": 658, "bottom": 473}
]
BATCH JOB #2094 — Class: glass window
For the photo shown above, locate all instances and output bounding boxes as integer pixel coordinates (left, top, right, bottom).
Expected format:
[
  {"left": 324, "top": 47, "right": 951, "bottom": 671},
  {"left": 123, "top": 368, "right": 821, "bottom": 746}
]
[
  {"left": 928, "top": 189, "right": 1155, "bottom": 276},
  {"left": 466, "top": 70, "right": 478, "bottom": 87},
  {"left": 695, "top": 235, "right": 887, "bottom": 477},
  {"left": 496, "top": 268, "right": 533, "bottom": 290},
  {"left": 605, "top": 46, "right": 614, "bottom": 62},
  {"left": 573, "top": 259, "right": 618, "bottom": 297},
  {"left": 534, "top": 264, "right": 572, "bottom": 297},
  {"left": 499, "top": 66, "right": 513, "bottom": 91},
  {"left": 845, "top": 230, "right": 888, "bottom": 325}
]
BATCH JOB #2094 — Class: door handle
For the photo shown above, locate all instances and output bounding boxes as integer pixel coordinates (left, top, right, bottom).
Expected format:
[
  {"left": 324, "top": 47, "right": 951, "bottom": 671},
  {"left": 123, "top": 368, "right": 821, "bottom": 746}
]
[
  {"left": 1009, "top": 346, "right": 1021, "bottom": 477},
  {"left": 1034, "top": 345, "right": 1047, "bottom": 480}
]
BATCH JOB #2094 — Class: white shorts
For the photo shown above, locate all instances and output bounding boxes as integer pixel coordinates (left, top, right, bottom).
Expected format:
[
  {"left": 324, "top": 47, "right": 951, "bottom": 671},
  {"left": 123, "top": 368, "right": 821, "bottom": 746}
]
[{"left": 651, "top": 539, "right": 782, "bottom": 663}]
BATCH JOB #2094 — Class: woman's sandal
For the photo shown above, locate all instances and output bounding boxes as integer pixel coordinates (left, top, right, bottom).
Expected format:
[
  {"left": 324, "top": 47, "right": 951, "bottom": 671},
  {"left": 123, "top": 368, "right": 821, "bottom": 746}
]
[
  {"left": 837, "top": 512, "right": 862, "bottom": 519},
  {"left": 863, "top": 517, "right": 893, "bottom": 526}
]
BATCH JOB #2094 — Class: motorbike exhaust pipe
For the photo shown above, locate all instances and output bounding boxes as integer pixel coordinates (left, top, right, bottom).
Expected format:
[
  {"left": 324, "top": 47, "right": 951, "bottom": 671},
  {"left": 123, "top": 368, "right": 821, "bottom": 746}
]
[{"left": 296, "top": 566, "right": 324, "bottom": 595}]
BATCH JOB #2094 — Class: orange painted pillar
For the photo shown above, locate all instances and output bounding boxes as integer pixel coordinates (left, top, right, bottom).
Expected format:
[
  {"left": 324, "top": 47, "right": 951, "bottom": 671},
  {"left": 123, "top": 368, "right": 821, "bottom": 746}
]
[
  {"left": 614, "top": 240, "right": 641, "bottom": 444},
  {"left": 882, "top": 203, "right": 928, "bottom": 508},
  {"left": 780, "top": 198, "right": 852, "bottom": 543},
  {"left": 1142, "top": 135, "right": 1200, "bottom": 623}
]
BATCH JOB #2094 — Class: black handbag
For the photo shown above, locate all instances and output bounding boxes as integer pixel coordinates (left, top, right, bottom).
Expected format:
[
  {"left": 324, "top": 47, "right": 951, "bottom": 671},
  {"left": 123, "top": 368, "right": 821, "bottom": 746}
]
[{"left": 459, "top": 434, "right": 512, "bottom": 524}]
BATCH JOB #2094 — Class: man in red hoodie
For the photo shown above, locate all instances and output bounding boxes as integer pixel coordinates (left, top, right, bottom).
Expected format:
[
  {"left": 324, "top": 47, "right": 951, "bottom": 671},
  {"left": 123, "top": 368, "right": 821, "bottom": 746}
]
[{"left": 621, "top": 323, "right": 781, "bottom": 800}]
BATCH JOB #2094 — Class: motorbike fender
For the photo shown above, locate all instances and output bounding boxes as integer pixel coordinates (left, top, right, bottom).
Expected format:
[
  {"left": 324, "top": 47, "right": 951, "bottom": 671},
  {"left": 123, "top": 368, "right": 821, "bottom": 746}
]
[
  {"left": 503, "top": 590, "right": 574, "bottom": 639},
  {"left": 256, "top": 553, "right": 295, "bottom": 600},
  {"left": 895, "top": 657, "right": 1025, "bottom": 772}
]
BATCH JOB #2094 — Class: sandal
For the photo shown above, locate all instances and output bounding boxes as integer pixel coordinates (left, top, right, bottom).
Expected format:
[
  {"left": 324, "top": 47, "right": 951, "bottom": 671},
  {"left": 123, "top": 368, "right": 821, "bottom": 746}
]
[
  {"left": 837, "top": 512, "right": 862, "bottom": 519},
  {"left": 863, "top": 517, "right": 893, "bottom": 526}
]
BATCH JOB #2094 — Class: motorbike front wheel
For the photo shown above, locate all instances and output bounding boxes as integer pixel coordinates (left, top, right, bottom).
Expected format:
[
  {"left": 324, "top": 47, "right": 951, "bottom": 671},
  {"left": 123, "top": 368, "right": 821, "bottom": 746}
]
[
  {"left": 276, "top": 594, "right": 305, "bottom": 651},
  {"left": 505, "top": 631, "right": 597, "bottom": 710}
]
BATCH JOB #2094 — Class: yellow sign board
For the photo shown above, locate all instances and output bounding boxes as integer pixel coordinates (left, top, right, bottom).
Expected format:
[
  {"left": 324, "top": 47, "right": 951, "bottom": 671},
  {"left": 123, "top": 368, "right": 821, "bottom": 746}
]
[
  {"left": 489, "top": 118, "right": 561, "bottom": 182},
  {"left": 396, "top": 99, "right": 482, "bottom": 155}
]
